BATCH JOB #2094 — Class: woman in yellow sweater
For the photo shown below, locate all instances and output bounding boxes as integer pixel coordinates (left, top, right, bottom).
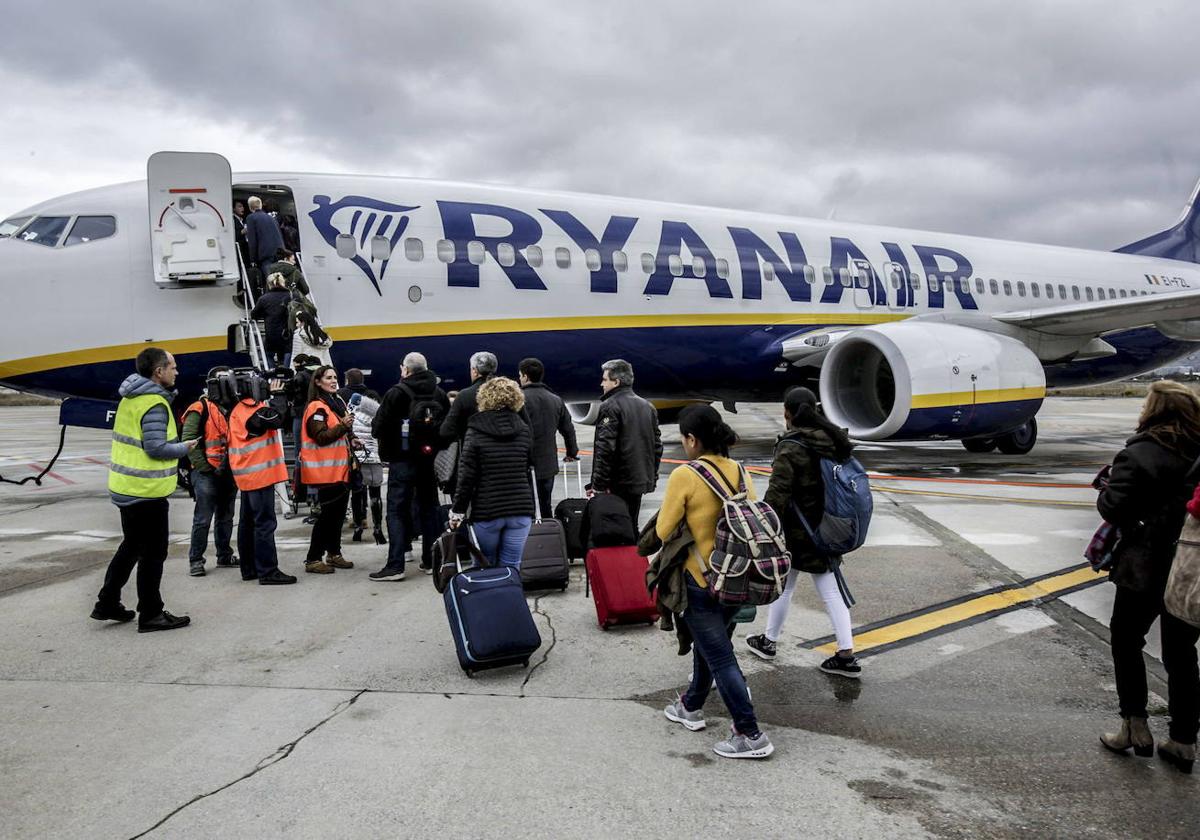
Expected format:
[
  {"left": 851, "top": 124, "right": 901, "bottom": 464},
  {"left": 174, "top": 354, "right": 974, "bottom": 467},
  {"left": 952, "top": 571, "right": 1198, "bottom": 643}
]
[{"left": 656, "top": 405, "right": 773, "bottom": 759}]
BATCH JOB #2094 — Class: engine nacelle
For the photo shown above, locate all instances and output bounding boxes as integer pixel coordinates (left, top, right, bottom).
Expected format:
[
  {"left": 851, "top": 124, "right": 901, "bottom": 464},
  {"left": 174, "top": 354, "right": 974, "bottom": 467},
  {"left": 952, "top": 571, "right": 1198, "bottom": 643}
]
[{"left": 819, "top": 322, "right": 1046, "bottom": 440}]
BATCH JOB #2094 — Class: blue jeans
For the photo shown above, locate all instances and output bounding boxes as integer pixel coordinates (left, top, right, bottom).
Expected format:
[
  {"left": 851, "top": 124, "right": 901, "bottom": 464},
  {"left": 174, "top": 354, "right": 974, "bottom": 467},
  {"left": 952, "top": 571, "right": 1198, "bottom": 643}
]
[
  {"left": 237, "top": 486, "right": 279, "bottom": 578},
  {"left": 680, "top": 578, "right": 759, "bottom": 737},
  {"left": 189, "top": 470, "right": 236, "bottom": 563},
  {"left": 385, "top": 461, "right": 440, "bottom": 571},
  {"left": 471, "top": 516, "right": 532, "bottom": 569}
]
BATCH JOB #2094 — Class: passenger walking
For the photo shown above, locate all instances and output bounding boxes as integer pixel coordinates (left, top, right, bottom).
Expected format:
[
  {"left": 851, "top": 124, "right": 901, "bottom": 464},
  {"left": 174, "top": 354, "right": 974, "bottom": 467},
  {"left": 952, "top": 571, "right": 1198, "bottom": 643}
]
[
  {"left": 370, "top": 353, "right": 450, "bottom": 579},
  {"left": 339, "top": 369, "right": 385, "bottom": 544},
  {"left": 181, "top": 367, "right": 238, "bottom": 577},
  {"left": 244, "top": 195, "right": 284, "bottom": 284},
  {"left": 440, "top": 350, "right": 499, "bottom": 448},
  {"left": 1097, "top": 381, "right": 1200, "bottom": 773},
  {"left": 519, "top": 357, "right": 579, "bottom": 520},
  {"left": 228, "top": 371, "right": 295, "bottom": 585},
  {"left": 91, "top": 348, "right": 196, "bottom": 632},
  {"left": 250, "top": 272, "right": 292, "bottom": 368},
  {"left": 745, "top": 387, "right": 862, "bottom": 677},
  {"left": 589, "top": 359, "right": 662, "bottom": 526},
  {"left": 301, "top": 366, "right": 356, "bottom": 574},
  {"left": 657, "top": 405, "right": 773, "bottom": 759},
  {"left": 448, "top": 377, "right": 535, "bottom": 569},
  {"left": 267, "top": 247, "right": 310, "bottom": 297}
]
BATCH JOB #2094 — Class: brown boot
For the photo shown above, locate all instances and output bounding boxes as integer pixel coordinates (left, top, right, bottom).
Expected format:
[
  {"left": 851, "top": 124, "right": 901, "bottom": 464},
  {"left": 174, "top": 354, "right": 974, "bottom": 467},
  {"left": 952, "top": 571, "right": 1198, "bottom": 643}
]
[
  {"left": 325, "top": 553, "right": 354, "bottom": 569},
  {"left": 1157, "top": 739, "right": 1196, "bottom": 774},
  {"left": 305, "top": 560, "right": 335, "bottom": 574},
  {"left": 1100, "top": 716, "right": 1154, "bottom": 757}
]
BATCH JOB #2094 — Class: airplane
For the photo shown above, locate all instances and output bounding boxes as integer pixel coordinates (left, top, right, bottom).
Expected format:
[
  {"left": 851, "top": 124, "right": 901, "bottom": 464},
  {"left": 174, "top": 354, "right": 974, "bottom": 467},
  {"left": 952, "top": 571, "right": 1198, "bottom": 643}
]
[{"left": 2, "top": 150, "right": 1200, "bottom": 454}]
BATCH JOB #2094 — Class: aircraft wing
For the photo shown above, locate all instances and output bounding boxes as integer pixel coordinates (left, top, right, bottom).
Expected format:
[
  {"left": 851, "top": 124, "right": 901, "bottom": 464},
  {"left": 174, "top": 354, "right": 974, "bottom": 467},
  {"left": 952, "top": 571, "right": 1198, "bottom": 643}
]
[{"left": 992, "top": 288, "right": 1200, "bottom": 336}]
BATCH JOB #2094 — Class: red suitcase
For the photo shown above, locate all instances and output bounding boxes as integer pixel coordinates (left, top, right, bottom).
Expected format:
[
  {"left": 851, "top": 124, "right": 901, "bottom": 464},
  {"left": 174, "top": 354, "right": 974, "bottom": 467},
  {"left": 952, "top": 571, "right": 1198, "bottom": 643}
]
[{"left": 585, "top": 545, "right": 659, "bottom": 629}]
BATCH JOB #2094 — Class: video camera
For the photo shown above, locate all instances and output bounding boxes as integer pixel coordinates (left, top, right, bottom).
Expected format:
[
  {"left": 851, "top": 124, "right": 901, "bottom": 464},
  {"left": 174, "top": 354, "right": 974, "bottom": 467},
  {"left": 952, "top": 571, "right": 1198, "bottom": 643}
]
[{"left": 230, "top": 366, "right": 294, "bottom": 404}]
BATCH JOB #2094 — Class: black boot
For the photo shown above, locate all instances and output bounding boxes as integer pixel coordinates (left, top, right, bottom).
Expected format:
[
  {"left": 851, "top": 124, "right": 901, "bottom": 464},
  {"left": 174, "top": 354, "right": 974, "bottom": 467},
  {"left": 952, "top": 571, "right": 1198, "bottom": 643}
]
[
  {"left": 371, "top": 498, "right": 386, "bottom": 544},
  {"left": 352, "top": 524, "right": 365, "bottom": 542}
]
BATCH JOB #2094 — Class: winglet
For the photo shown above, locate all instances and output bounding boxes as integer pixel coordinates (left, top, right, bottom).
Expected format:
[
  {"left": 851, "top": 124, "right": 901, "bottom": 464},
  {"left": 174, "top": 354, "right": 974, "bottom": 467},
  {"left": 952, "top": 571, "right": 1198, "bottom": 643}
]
[{"left": 1116, "top": 176, "right": 1200, "bottom": 263}]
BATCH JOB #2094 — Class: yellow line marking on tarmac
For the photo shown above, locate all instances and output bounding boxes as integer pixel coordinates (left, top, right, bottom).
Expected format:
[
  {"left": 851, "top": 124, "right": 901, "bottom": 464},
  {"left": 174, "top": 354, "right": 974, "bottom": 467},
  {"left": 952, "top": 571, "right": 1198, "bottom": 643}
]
[
  {"left": 814, "top": 566, "right": 1101, "bottom": 655},
  {"left": 875, "top": 486, "right": 1094, "bottom": 507}
]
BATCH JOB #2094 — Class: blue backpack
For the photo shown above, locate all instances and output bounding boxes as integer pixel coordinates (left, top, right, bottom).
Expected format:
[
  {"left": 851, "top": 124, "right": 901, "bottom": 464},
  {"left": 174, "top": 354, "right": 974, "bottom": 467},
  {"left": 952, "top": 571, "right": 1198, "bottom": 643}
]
[{"left": 782, "top": 440, "right": 873, "bottom": 557}]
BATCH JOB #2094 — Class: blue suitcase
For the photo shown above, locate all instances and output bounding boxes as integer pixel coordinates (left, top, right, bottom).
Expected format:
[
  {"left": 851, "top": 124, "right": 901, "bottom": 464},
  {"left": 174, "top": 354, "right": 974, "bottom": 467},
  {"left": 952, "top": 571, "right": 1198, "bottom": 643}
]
[{"left": 443, "top": 553, "right": 542, "bottom": 676}]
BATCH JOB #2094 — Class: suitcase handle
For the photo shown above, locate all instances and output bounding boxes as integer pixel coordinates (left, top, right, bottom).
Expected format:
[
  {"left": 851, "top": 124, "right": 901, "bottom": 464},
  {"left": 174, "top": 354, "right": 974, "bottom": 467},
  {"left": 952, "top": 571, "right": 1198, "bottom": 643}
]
[
  {"left": 530, "top": 468, "right": 542, "bottom": 524},
  {"left": 567, "top": 458, "right": 584, "bottom": 498}
]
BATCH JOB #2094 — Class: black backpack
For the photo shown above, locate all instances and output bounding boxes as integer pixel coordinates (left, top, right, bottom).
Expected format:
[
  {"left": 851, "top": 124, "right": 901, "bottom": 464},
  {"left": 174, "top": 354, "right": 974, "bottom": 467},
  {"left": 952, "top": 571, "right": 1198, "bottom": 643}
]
[{"left": 398, "top": 383, "right": 446, "bottom": 458}]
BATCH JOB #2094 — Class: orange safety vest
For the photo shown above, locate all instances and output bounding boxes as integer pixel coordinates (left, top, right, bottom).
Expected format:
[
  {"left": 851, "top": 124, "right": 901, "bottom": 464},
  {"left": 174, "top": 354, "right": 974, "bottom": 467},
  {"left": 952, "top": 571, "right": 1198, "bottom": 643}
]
[
  {"left": 204, "top": 409, "right": 230, "bottom": 470},
  {"left": 183, "top": 398, "right": 231, "bottom": 470},
  {"left": 228, "top": 399, "right": 288, "bottom": 491},
  {"left": 300, "top": 399, "right": 351, "bottom": 485}
]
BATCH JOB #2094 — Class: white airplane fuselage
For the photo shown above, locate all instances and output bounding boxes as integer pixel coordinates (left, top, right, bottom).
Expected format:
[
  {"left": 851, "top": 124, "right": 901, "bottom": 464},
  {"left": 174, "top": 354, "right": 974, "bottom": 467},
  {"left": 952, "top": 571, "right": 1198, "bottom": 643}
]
[{"left": 2, "top": 169, "right": 1199, "bottom": 444}]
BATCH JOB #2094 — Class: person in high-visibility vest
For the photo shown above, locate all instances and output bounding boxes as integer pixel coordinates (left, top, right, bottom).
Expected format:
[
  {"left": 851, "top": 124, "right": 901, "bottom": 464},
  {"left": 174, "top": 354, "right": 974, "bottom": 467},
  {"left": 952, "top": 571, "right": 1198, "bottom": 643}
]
[
  {"left": 228, "top": 373, "right": 295, "bottom": 585},
  {"left": 181, "top": 367, "right": 238, "bottom": 577},
  {"left": 300, "top": 365, "right": 357, "bottom": 574},
  {"left": 92, "top": 348, "right": 198, "bottom": 633}
]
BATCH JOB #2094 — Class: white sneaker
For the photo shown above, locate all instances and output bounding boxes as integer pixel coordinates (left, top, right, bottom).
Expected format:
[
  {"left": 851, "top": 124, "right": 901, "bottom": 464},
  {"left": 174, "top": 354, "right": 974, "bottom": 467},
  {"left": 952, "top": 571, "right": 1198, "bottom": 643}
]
[
  {"left": 713, "top": 727, "right": 773, "bottom": 759},
  {"left": 663, "top": 696, "right": 706, "bottom": 731}
]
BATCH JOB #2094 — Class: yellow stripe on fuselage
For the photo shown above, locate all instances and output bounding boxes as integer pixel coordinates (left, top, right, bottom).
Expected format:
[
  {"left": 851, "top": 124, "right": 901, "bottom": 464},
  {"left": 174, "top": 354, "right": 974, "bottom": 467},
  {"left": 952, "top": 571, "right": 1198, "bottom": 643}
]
[
  {"left": 909, "top": 385, "right": 1046, "bottom": 410},
  {"left": 0, "top": 311, "right": 909, "bottom": 378}
]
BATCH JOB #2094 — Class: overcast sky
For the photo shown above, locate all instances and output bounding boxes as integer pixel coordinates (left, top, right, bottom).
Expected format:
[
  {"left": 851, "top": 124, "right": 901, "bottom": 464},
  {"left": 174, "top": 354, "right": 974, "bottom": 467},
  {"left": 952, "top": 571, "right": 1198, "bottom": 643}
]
[{"left": 2, "top": 1, "right": 1197, "bottom": 250}]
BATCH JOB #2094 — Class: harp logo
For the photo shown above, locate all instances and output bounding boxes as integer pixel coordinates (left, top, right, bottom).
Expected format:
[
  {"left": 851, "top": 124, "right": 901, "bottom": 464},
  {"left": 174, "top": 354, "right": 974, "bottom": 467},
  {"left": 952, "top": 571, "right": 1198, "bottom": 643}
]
[{"left": 309, "top": 195, "right": 420, "bottom": 295}]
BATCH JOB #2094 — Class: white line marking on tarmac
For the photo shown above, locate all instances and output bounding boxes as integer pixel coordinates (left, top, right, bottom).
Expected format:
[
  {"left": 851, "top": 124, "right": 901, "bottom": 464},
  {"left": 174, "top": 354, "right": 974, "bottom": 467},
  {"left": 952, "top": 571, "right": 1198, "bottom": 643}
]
[
  {"left": 41, "top": 534, "right": 106, "bottom": 543},
  {"left": 1048, "top": 529, "right": 1097, "bottom": 540},
  {"left": 0, "top": 528, "right": 46, "bottom": 536}
]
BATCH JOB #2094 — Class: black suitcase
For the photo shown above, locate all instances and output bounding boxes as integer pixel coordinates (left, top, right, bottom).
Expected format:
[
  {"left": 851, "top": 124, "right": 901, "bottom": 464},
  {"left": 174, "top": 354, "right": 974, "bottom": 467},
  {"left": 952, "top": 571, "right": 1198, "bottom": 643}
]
[
  {"left": 554, "top": 461, "right": 588, "bottom": 560},
  {"left": 521, "top": 470, "right": 571, "bottom": 591}
]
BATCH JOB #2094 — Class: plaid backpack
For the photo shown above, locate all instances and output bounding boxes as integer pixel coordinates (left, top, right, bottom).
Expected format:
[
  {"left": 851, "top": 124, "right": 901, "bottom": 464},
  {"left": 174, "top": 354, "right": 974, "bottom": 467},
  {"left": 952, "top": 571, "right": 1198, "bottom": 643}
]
[{"left": 688, "top": 458, "right": 791, "bottom": 606}]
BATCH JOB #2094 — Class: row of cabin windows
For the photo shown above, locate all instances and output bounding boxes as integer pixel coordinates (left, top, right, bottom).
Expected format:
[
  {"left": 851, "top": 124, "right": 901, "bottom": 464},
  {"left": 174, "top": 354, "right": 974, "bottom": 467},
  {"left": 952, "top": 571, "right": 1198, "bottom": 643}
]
[
  {"left": 337, "top": 234, "right": 1159, "bottom": 301},
  {"left": 0, "top": 215, "right": 118, "bottom": 248}
]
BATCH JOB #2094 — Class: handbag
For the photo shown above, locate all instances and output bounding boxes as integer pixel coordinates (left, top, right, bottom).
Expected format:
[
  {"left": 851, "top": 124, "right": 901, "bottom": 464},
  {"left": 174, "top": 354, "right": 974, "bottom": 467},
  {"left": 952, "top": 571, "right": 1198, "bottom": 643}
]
[
  {"left": 1166, "top": 515, "right": 1200, "bottom": 628},
  {"left": 434, "top": 440, "right": 459, "bottom": 491}
]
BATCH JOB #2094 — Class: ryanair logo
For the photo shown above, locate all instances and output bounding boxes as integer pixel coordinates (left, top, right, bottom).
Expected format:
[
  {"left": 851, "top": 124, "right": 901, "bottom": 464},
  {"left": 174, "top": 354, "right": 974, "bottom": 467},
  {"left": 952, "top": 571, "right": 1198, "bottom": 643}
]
[
  {"left": 309, "top": 195, "right": 420, "bottom": 295},
  {"left": 1145, "top": 274, "right": 1190, "bottom": 288}
]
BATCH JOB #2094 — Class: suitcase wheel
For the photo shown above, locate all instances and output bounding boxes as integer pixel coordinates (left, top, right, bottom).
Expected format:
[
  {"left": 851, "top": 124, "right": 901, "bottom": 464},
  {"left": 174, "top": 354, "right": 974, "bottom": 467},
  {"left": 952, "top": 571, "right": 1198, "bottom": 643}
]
[
  {"left": 600, "top": 623, "right": 610, "bottom": 631},
  {"left": 522, "top": 660, "right": 530, "bottom": 668},
  {"left": 465, "top": 669, "right": 474, "bottom": 678}
]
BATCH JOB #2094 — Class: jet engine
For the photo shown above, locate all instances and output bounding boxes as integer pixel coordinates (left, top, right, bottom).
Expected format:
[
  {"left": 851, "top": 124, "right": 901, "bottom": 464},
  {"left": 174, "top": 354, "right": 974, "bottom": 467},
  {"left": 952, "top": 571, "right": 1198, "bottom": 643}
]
[{"left": 818, "top": 322, "right": 1046, "bottom": 452}]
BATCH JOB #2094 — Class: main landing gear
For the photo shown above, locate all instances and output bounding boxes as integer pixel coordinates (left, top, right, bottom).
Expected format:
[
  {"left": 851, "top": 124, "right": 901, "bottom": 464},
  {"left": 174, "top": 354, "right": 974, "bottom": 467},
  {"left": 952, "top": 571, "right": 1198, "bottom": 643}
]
[{"left": 960, "top": 417, "right": 1038, "bottom": 455}]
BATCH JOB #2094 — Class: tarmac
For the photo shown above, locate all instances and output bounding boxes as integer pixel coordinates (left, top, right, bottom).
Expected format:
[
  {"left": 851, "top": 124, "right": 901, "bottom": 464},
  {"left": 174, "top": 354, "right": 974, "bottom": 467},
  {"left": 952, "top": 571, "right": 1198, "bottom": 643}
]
[{"left": 0, "top": 397, "right": 1197, "bottom": 839}]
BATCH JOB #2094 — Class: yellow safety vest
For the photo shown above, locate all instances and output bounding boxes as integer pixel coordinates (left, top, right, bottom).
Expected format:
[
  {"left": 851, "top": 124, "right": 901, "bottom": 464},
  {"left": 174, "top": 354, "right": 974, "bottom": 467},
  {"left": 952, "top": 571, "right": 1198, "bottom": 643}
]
[{"left": 108, "top": 393, "right": 179, "bottom": 498}]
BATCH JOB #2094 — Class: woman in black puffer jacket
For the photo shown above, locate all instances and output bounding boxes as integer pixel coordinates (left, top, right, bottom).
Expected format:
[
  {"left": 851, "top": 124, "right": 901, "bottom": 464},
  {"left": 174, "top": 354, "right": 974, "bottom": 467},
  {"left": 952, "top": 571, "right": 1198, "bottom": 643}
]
[
  {"left": 1097, "top": 381, "right": 1200, "bottom": 773},
  {"left": 449, "top": 377, "right": 534, "bottom": 569}
]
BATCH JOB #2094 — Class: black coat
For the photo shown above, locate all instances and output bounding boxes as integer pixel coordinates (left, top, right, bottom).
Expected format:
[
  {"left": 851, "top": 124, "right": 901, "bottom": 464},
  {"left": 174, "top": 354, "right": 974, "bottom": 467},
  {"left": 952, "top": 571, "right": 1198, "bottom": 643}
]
[
  {"left": 764, "top": 424, "right": 854, "bottom": 574},
  {"left": 591, "top": 385, "right": 662, "bottom": 495},
  {"left": 372, "top": 368, "right": 449, "bottom": 464},
  {"left": 250, "top": 290, "right": 292, "bottom": 353},
  {"left": 452, "top": 409, "right": 534, "bottom": 521},
  {"left": 522, "top": 383, "right": 579, "bottom": 479},
  {"left": 1098, "top": 430, "right": 1200, "bottom": 594},
  {"left": 439, "top": 373, "right": 530, "bottom": 443}
]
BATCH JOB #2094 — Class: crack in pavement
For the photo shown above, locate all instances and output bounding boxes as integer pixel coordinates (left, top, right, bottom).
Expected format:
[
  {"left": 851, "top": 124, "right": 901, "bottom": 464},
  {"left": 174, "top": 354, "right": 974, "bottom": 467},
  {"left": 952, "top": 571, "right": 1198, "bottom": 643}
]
[
  {"left": 127, "top": 689, "right": 367, "bottom": 839},
  {"left": 520, "top": 594, "right": 558, "bottom": 694}
]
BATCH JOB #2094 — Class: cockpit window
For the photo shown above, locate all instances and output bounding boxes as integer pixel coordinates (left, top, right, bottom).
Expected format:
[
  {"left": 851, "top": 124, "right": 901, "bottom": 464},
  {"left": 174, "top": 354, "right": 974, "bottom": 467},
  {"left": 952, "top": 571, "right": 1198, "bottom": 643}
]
[
  {"left": 64, "top": 215, "right": 117, "bottom": 247},
  {"left": 18, "top": 216, "right": 71, "bottom": 247},
  {"left": 0, "top": 215, "right": 31, "bottom": 238}
]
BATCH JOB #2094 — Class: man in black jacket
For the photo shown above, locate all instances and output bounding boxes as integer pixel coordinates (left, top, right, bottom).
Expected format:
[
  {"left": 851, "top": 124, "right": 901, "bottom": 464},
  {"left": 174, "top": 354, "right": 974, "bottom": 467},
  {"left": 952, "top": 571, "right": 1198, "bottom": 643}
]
[
  {"left": 519, "top": 357, "right": 579, "bottom": 519},
  {"left": 371, "top": 352, "right": 450, "bottom": 579},
  {"left": 589, "top": 359, "right": 662, "bottom": 525}
]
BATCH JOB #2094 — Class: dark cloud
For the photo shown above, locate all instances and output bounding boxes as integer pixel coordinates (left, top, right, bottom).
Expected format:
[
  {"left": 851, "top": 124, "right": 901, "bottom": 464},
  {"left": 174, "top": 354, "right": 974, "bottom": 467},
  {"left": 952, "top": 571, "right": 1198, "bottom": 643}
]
[{"left": 2, "top": 1, "right": 1198, "bottom": 250}]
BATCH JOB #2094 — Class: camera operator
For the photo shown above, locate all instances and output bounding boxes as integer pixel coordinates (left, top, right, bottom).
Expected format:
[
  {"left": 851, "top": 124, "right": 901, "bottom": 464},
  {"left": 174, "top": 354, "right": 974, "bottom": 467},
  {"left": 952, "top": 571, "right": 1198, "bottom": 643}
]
[
  {"left": 229, "top": 368, "right": 296, "bottom": 585},
  {"left": 181, "top": 367, "right": 239, "bottom": 577}
]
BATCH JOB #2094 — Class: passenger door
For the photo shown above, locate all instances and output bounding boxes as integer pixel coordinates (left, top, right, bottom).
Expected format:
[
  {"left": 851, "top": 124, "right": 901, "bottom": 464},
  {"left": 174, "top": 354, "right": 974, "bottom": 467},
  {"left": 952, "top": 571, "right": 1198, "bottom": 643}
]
[{"left": 147, "top": 152, "right": 238, "bottom": 287}]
